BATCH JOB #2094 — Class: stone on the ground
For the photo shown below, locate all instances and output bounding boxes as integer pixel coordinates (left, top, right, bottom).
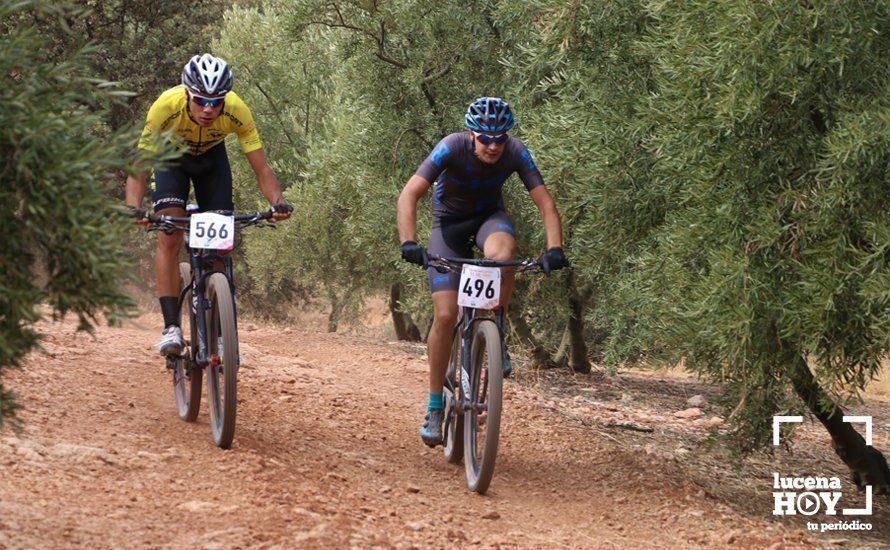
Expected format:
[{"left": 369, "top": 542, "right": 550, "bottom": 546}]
[
  {"left": 673, "top": 407, "right": 703, "bottom": 419},
  {"left": 687, "top": 394, "right": 708, "bottom": 408}
]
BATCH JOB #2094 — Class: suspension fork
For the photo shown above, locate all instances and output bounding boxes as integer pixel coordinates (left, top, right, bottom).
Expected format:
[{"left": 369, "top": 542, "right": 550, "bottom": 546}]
[
  {"left": 455, "top": 307, "right": 470, "bottom": 411},
  {"left": 460, "top": 307, "right": 507, "bottom": 414},
  {"left": 495, "top": 305, "right": 508, "bottom": 356},
  {"left": 191, "top": 252, "right": 212, "bottom": 367},
  {"left": 223, "top": 255, "right": 237, "bottom": 331}
]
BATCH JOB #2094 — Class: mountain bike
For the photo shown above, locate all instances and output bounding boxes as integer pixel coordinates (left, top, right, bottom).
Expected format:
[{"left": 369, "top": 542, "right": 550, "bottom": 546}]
[
  {"left": 424, "top": 253, "right": 543, "bottom": 494},
  {"left": 147, "top": 209, "right": 277, "bottom": 448}
]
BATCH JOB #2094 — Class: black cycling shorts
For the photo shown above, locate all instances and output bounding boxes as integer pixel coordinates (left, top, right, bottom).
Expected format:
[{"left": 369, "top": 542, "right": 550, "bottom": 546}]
[
  {"left": 150, "top": 143, "right": 234, "bottom": 212},
  {"left": 426, "top": 209, "right": 516, "bottom": 293}
]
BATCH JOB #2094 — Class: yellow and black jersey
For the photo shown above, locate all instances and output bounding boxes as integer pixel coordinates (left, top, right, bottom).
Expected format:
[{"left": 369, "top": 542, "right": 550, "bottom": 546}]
[{"left": 138, "top": 85, "right": 262, "bottom": 156}]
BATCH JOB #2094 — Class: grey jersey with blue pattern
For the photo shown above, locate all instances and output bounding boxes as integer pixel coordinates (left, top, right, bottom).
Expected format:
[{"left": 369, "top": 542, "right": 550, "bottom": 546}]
[{"left": 415, "top": 132, "right": 544, "bottom": 218}]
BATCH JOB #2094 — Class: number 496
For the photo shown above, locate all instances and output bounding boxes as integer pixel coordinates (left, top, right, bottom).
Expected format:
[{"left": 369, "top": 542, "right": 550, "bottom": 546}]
[{"left": 462, "top": 278, "right": 495, "bottom": 299}]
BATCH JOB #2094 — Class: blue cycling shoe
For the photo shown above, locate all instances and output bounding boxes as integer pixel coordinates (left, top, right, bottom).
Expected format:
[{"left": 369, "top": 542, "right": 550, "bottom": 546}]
[
  {"left": 420, "top": 409, "right": 445, "bottom": 447},
  {"left": 503, "top": 349, "right": 513, "bottom": 378}
]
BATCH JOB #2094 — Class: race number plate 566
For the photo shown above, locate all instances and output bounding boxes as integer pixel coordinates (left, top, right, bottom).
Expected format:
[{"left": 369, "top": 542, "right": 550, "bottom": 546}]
[
  {"left": 189, "top": 213, "right": 235, "bottom": 250},
  {"left": 457, "top": 265, "right": 501, "bottom": 309}
]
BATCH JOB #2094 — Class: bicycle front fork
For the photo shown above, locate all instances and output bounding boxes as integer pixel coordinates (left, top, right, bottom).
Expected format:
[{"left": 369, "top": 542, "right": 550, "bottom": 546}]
[
  {"left": 450, "top": 308, "right": 503, "bottom": 415},
  {"left": 190, "top": 279, "right": 212, "bottom": 368}
]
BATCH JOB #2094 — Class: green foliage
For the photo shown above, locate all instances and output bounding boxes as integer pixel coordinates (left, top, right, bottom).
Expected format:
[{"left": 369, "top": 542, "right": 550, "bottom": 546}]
[
  {"left": 626, "top": 0, "right": 888, "bottom": 447},
  {"left": 212, "top": 3, "right": 336, "bottom": 315},
  {"left": 0, "top": 0, "right": 229, "bottom": 131},
  {"left": 495, "top": 0, "right": 659, "bottom": 358},
  {"left": 209, "top": 0, "right": 888, "bottom": 457},
  {"left": 0, "top": 0, "right": 163, "bottom": 429},
  {"left": 487, "top": 0, "right": 888, "bottom": 451},
  {"left": 217, "top": 0, "right": 517, "bottom": 326}
]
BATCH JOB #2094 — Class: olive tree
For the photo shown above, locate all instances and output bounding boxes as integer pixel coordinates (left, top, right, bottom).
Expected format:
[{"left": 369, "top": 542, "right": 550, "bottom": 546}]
[{"left": 0, "top": 0, "right": 171, "bottom": 429}]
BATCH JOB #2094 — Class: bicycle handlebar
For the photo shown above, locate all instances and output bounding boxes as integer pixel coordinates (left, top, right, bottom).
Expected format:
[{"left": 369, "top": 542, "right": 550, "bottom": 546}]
[
  {"left": 424, "top": 253, "right": 543, "bottom": 274},
  {"left": 145, "top": 209, "right": 277, "bottom": 234}
]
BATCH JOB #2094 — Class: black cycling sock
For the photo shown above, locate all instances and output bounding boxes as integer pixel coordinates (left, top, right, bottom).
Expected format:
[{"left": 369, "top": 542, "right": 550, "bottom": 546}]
[{"left": 159, "top": 296, "right": 179, "bottom": 328}]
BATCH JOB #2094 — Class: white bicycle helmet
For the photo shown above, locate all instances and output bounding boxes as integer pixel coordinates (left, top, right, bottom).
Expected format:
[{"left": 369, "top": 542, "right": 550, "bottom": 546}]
[{"left": 181, "top": 54, "right": 233, "bottom": 97}]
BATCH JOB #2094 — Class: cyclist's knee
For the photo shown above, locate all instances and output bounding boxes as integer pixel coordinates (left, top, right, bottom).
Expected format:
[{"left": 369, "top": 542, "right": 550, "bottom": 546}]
[
  {"left": 157, "top": 231, "right": 183, "bottom": 253},
  {"left": 432, "top": 303, "right": 459, "bottom": 328},
  {"left": 486, "top": 243, "right": 516, "bottom": 262},
  {"left": 483, "top": 233, "right": 516, "bottom": 261}
]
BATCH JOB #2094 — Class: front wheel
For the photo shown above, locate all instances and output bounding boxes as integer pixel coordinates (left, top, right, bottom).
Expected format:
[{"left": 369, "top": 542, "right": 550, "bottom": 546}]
[
  {"left": 443, "top": 326, "right": 464, "bottom": 464},
  {"left": 172, "top": 262, "right": 202, "bottom": 422},
  {"left": 463, "top": 319, "right": 503, "bottom": 494},
  {"left": 205, "top": 273, "right": 239, "bottom": 449}
]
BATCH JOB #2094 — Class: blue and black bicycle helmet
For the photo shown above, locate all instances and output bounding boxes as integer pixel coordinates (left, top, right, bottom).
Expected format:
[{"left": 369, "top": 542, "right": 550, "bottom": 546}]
[{"left": 464, "top": 97, "right": 515, "bottom": 133}]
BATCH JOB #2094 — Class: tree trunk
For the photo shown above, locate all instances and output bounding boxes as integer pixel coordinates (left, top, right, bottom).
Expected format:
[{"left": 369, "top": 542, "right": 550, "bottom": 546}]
[
  {"left": 507, "top": 306, "right": 555, "bottom": 367},
  {"left": 790, "top": 353, "right": 889, "bottom": 493},
  {"left": 389, "top": 283, "right": 409, "bottom": 340},
  {"left": 405, "top": 317, "right": 422, "bottom": 341},
  {"left": 327, "top": 287, "right": 351, "bottom": 333},
  {"left": 567, "top": 270, "right": 591, "bottom": 374},
  {"left": 389, "top": 283, "right": 422, "bottom": 341},
  {"left": 553, "top": 327, "right": 571, "bottom": 367},
  {"left": 327, "top": 299, "right": 341, "bottom": 333}
]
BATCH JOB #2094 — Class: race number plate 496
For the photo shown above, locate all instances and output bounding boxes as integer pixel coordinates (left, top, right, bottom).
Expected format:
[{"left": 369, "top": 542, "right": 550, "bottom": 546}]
[
  {"left": 189, "top": 212, "right": 234, "bottom": 250},
  {"left": 457, "top": 265, "right": 501, "bottom": 309}
]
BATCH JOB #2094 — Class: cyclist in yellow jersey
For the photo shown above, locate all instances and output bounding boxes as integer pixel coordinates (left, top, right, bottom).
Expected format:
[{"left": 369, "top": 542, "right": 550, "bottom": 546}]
[
  {"left": 125, "top": 53, "right": 292, "bottom": 355},
  {"left": 137, "top": 85, "right": 263, "bottom": 156}
]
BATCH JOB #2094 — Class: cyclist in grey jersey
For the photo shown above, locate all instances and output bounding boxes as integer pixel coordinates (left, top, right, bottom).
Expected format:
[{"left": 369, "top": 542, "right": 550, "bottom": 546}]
[{"left": 397, "top": 97, "right": 568, "bottom": 447}]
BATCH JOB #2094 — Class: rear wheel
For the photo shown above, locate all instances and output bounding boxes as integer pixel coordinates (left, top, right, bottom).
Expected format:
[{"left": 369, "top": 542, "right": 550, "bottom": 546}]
[
  {"left": 172, "top": 262, "right": 202, "bottom": 422},
  {"left": 463, "top": 319, "right": 503, "bottom": 494},
  {"left": 443, "top": 326, "right": 464, "bottom": 464},
  {"left": 205, "top": 273, "right": 239, "bottom": 449}
]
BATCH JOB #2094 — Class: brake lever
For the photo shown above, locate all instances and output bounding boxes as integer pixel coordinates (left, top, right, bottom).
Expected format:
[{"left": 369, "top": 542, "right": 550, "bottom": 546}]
[{"left": 239, "top": 218, "right": 276, "bottom": 229}]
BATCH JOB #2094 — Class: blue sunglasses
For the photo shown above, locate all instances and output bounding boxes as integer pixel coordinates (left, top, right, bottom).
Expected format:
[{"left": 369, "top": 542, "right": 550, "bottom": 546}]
[
  {"left": 473, "top": 131, "right": 508, "bottom": 145},
  {"left": 191, "top": 94, "right": 225, "bottom": 108}
]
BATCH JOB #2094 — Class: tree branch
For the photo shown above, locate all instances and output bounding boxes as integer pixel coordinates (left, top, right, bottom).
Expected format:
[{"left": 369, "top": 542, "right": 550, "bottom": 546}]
[
  {"left": 375, "top": 51, "right": 409, "bottom": 70},
  {"left": 302, "top": 12, "right": 408, "bottom": 70},
  {"left": 420, "top": 81, "right": 436, "bottom": 108},
  {"left": 422, "top": 62, "right": 454, "bottom": 83},
  {"left": 392, "top": 127, "right": 432, "bottom": 172},
  {"left": 254, "top": 82, "right": 297, "bottom": 148}
]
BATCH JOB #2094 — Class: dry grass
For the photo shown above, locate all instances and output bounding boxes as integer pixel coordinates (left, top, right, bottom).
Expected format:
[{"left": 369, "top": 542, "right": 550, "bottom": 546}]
[{"left": 864, "top": 359, "right": 890, "bottom": 399}]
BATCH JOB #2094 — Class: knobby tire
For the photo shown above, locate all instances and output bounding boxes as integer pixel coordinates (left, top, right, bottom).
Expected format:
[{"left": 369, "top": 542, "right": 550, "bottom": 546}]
[
  {"left": 173, "top": 262, "right": 202, "bottom": 422},
  {"left": 206, "top": 272, "right": 239, "bottom": 449},
  {"left": 463, "top": 319, "right": 503, "bottom": 494},
  {"left": 443, "top": 327, "right": 464, "bottom": 464}
]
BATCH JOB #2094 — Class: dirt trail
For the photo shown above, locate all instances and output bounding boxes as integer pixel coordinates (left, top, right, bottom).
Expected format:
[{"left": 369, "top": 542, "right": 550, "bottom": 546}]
[{"left": 0, "top": 314, "right": 885, "bottom": 548}]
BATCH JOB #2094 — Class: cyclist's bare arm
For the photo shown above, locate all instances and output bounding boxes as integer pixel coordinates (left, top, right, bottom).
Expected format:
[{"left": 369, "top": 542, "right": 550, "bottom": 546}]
[
  {"left": 245, "top": 148, "right": 290, "bottom": 221},
  {"left": 529, "top": 185, "right": 564, "bottom": 249},
  {"left": 124, "top": 161, "right": 152, "bottom": 225},
  {"left": 125, "top": 164, "right": 148, "bottom": 208},
  {"left": 397, "top": 174, "right": 432, "bottom": 243}
]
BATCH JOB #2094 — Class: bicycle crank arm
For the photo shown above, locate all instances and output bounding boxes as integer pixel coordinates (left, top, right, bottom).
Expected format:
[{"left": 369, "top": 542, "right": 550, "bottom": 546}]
[
  {"left": 457, "top": 398, "right": 488, "bottom": 413},
  {"left": 195, "top": 349, "right": 210, "bottom": 367}
]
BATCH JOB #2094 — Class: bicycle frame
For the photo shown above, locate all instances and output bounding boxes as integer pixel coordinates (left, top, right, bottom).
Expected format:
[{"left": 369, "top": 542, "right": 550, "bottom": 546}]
[
  {"left": 429, "top": 254, "right": 539, "bottom": 427},
  {"left": 179, "top": 247, "right": 235, "bottom": 368},
  {"left": 448, "top": 305, "right": 506, "bottom": 416},
  {"left": 148, "top": 209, "right": 274, "bottom": 370}
]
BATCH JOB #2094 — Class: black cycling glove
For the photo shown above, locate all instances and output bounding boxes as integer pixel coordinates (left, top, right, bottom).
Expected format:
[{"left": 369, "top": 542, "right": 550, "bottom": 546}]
[
  {"left": 400, "top": 241, "right": 428, "bottom": 267},
  {"left": 271, "top": 202, "right": 294, "bottom": 214},
  {"left": 128, "top": 205, "right": 147, "bottom": 220},
  {"left": 539, "top": 247, "right": 570, "bottom": 275}
]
